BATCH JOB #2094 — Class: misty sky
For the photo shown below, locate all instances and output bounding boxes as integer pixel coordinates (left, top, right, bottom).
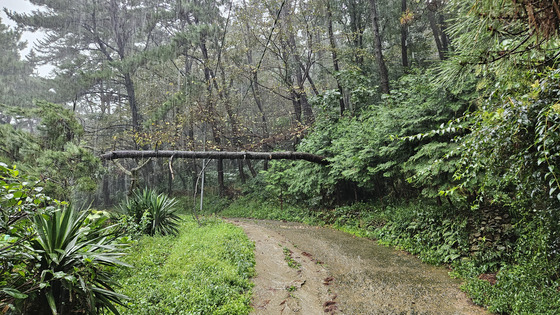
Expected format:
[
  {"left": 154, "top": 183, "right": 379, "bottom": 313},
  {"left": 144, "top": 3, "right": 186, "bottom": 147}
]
[{"left": 1, "top": 0, "right": 53, "bottom": 76}]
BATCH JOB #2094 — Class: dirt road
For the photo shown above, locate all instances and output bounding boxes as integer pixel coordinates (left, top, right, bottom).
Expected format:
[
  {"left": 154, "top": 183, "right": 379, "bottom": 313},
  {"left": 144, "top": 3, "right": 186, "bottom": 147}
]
[{"left": 229, "top": 219, "right": 488, "bottom": 315}]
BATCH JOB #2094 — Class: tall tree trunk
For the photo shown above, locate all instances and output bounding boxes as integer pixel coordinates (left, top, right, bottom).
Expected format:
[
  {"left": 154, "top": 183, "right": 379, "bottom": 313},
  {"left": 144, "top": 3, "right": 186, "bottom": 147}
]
[
  {"left": 401, "top": 0, "right": 409, "bottom": 68},
  {"left": 294, "top": 66, "right": 314, "bottom": 124},
  {"left": 245, "top": 26, "right": 269, "bottom": 138},
  {"left": 348, "top": 0, "right": 364, "bottom": 66},
  {"left": 427, "top": 9, "right": 445, "bottom": 60},
  {"left": 124, "top": 73, "right": 141, "bottom": 131},
  {"left": 199, "top": 33, "right": 225, "bottom": 196},
  {"left": 369, "top": 0, "right": 390, "bottom": 94},
  {"left": 438, "top": 13, "right": 449, "bottom": 54},
  {"left": 326, "top": 0, "right": 346, "bottom": 115}
]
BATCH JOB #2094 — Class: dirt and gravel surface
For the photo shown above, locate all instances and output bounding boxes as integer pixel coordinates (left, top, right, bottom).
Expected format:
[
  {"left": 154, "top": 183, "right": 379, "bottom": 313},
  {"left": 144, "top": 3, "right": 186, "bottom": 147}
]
[{"left": 229, "top": 219, "right": 489, "bottom": 315}]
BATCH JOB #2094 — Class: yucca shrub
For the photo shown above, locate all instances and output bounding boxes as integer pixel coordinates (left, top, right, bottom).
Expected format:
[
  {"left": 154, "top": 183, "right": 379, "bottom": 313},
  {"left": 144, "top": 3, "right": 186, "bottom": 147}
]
[
  {"left": 119, "top": 189, "right": 181, "bottom": 236},
  {"left": 27, "top": 206, "right": 129, "bottom": 314}
]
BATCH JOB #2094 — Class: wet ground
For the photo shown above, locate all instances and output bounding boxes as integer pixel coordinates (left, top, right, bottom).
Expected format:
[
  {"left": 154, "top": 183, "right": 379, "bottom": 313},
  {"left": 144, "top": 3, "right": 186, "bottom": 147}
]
[{"left": 229, "top": 219, "right": 488, "bottom": 315}]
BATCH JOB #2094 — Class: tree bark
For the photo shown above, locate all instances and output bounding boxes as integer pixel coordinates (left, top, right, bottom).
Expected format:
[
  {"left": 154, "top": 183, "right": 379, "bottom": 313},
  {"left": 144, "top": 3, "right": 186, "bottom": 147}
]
[
  {"left": 246, "top": 159, "right": 257, "bottom": 178},
  {"left": 326, "top": 0, "right": 347, "bottom": 115},
  {"left": 238, "top": 160, "right": 247, "bottom": 184},
  {"left": 427, "top": 9, "right": 445, "bottom": 60},
  {"left": 369, "top": 0, "right": 390, "bottom": 94},
  {"left": 102, "top": 174, "right": 110, "bottom": 207},
  {"left": 217, "top": 158, "right": 225, "bottom": 196},
  {"left": 401, "top": 0, "right": 409, "bottom": 68},
  {"left": 123, "top": 73, "right": 141, "bottom": 131},
  {"left": 100, "top": 150, "right": 329, "bottom": 165},
  {"left": 348, "top": 0, "right": 365, "bottom": 67}
]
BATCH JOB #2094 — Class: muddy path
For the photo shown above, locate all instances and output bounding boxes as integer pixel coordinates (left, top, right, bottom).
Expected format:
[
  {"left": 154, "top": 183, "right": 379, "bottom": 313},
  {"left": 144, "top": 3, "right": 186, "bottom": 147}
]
[{"left": 229, "top": 219, "right": 488, "bottom": 315}]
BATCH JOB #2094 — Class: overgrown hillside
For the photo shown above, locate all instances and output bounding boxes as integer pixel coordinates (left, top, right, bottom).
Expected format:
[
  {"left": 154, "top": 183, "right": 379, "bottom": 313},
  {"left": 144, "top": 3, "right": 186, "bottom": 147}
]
[{"left": 220, "top": 1, "right": 560, "bottom": 313}]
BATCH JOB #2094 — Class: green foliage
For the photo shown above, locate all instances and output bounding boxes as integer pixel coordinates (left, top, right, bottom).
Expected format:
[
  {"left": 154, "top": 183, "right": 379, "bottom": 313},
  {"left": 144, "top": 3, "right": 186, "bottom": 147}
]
[
  {"left": 115, "top": 216, "right": 255, "bottom": 314},
  {"left": 0, "top": 124, "right": 40, "bottom": 164},
  {"left": 0, "top": 164, "right": 48, "bottom": 311},
  {"left": 455, "top": 221, "right": 560, "bottom": 314},
  {"left": 37, "top": 143, "right": 103, "bottom": 200},
  {"left": 29, "top": 206, "right": 129, "bottom": 315},
  {"left": 438, "top": 0, "right": 560, "bottom": 90},
  {"left": 433, "top": 68, "right": 560, "bottom": 258},
  {"left": 282, "top": 247, "right": 301, "bottom": 269},
  {"left": 0, "top": 165, "right": 128, "bottom": 314},
  {"left": 35, "top": 101, "right": 84, "bottom": 151},
  {"left": 0, "top": 163, "right": 47, "bottom": 233},
  {"left": 373, "top": 203, "right": 470, "bottom": 264},
  {"left": 119, "top": 189, "right": 181, "bottom": 236},
  {"left": 263, "top": 69, "right": 473, "bottom": 206},
  {"left": 0, "top": 101, "right": 103, "bottom": 201},
  {"left": 219, "top": 195, "right": 320, "bottom": 224}
]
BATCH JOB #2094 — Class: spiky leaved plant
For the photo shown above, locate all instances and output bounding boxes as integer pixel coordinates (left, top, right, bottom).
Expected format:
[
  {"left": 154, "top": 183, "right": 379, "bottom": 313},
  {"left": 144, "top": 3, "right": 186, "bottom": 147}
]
[
  {"left": 120, "top": 189, "right": 181, "bottom": 236},
  {"left": 29, "top": 206, "right": 129, "bottom": 315}
]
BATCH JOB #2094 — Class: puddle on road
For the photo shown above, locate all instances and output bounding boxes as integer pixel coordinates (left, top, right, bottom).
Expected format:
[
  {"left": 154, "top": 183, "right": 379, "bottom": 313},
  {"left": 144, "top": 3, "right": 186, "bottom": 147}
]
[{"left": 251, "top": 220, "right": 487, "bottom": 315}]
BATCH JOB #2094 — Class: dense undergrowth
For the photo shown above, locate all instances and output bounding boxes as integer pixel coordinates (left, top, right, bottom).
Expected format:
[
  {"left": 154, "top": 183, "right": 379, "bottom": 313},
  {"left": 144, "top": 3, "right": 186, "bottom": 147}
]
[
  {"left": 218, "top": 195, "right": 560, "bottom": 314},
  {"left": 114, "top": 216, "right": 255, "bottom": 315},
  {"left": 0, "top": 163, "right": 255, "bottom": 314}
]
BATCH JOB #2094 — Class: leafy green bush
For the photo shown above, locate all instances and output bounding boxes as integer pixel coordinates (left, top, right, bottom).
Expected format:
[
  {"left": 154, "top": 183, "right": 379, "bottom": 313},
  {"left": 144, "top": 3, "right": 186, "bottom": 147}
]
[
  {"left": 219, "top": 195, "right": 321, "bottom": 224},
  {"left": 0, "top": 163, "right": 48, "bottom": 311},
  {"left": 115, "top": 216, "right": 255, "bottom": 314},
  {"left": 262, "top": 69, "right": 474, "bottom": 207},
  {"left": 372, "top": 203, "right": 470, "bottom": 264},
  {"left": 119, "top": 189, "right": 181, "bottom": 236}
]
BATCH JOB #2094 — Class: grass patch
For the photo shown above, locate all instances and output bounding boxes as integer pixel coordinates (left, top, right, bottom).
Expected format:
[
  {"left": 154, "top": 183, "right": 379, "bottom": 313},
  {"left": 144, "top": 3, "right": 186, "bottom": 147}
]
[
  {"left": 114, "top": 216, "right": 255, "bottom": 315},
  {"left": 282, "top": 247, "right": 301, "bottom": 269},
  {"left": 219, "top": 195, "right": 321, "bottom": 224}
]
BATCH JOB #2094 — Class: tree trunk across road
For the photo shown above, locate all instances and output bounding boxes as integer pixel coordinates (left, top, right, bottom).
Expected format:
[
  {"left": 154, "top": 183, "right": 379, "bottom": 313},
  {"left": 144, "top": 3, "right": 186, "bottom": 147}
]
[{"left": 100, "top": 150, "right": 329, "bottom": 165}]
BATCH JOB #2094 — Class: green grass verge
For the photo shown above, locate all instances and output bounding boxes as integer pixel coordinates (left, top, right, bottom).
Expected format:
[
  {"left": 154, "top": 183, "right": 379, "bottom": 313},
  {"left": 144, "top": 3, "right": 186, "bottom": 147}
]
[
  {"left": 114, "top": 216, "right": 255, "bottom": 315},
  {"left": 218, "top": 195, "right": 321, "bottom": 224}
]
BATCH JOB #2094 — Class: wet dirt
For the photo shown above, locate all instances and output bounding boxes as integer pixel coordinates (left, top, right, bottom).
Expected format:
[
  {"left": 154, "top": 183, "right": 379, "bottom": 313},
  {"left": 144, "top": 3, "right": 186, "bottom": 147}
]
[{"left": 229, "top": 219, "right": 489, "bottom": 315}]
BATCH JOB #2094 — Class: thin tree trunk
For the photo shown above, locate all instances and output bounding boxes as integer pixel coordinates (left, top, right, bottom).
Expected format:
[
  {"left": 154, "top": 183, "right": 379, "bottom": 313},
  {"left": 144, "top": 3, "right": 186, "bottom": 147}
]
[
  {"left": 238, "top": 160, "right": 246, "bottom": 184},
  {"left": 427, "top": 10, "right": 443, "bottom": 60},
  {"left": 103, "top": 174, "right": 110, "bottom": 207},
  {"left": 326, "top": 0, "right": 346, "bottom": 115},
  {"left": 401, "top": 0, "right": 409, "bottom": 68},
  {"left": 246, "top": 159, "right": 257, "bottom": 178},
  {"left": 246, "top": 29, "right": 269, "bottom": 138},
  {"left": 124, "top": 73, "right": 141, "bottom": 131},
  {"left": 217, "top": 159, "right": 225, "bottom": 196},
  {"left": 369, "top": 0, "right": 390, "bottom": 94},
  {"left": 348, "top": 0, "right": 364, "bottom": 66},
  {"left": 427, "top": 6, "right": 447, "bottom": 60},
  {"left": 439, "top": 13, "right": 449, "bottom": 54}
]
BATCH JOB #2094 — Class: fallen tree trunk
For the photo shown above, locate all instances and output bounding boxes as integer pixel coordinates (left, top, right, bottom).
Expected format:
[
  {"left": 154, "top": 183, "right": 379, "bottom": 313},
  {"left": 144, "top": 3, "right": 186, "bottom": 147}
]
[{"left": 100, "top": 150, "right": 329, "bottom": 165}]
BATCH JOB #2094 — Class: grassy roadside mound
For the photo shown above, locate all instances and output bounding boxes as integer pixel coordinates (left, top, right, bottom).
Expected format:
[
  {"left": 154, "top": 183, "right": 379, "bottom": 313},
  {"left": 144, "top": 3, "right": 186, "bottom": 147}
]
[
  {"left": 114, "top": 216, "right": 255, "bottom": 315},
  {"left": 219, "top": 197, "right": 560, "bottom": 314}
]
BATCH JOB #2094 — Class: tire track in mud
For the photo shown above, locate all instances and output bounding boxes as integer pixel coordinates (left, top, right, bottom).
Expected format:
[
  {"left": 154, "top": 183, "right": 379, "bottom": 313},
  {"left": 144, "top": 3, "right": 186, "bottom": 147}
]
[
  {"left": 230, "top": 219, "right": 338, "bottom": 314},
  {"left": 230, "top": 219, "right": 489, "bottom": 315}
]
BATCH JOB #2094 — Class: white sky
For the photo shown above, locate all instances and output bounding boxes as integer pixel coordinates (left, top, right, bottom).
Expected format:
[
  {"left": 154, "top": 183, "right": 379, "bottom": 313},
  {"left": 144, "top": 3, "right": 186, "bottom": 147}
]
[{"left": 1, "top": 0, "right": 53, "bottom": 76}]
